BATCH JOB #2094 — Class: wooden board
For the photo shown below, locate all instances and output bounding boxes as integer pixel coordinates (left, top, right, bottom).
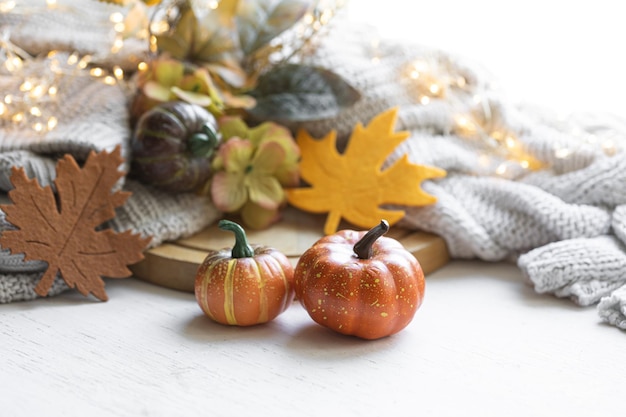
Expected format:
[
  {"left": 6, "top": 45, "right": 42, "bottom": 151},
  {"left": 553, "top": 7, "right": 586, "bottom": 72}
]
[{"left": 130, "top": 208, "right": 450, "bottom": 292}]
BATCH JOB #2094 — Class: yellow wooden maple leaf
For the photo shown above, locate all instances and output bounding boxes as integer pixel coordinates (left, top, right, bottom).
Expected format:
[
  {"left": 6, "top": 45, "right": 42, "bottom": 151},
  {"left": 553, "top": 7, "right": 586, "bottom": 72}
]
[{"left": 287, "top": 107, "right": 447, "bottom": 235}]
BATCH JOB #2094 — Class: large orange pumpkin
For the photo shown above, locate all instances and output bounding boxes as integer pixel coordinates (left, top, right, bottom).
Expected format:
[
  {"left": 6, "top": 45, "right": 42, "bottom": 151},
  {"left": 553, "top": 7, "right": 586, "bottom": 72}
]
[
  {"left": 293, "top": 220, "right": 425, "bottom": 339},
  {"left": 195, "top": 220, "right": 295, "bottom": 326}
]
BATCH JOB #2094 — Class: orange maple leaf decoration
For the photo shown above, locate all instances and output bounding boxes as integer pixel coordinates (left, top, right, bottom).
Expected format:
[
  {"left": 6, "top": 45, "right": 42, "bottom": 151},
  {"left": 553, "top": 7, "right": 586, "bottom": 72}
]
[
  {"left": 287, "top": 107, "right": 447, "bottom": 235},
  {"left": 0, "top": 146, "right": 151, "bottom": 301}
]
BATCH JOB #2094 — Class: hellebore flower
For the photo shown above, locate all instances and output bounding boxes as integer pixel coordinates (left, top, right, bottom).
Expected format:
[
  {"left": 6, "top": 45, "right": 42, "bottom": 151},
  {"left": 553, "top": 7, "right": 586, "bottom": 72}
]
[{"left": 210, "top": 117, "right": 300, "bottom": 229}]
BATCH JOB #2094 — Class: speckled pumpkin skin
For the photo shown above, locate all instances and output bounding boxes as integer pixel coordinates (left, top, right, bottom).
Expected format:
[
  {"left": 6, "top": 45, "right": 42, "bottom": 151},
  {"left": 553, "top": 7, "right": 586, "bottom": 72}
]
[
  {"left": 294, "top": 229, "right": 425, "bottom": 340},
  {"left": 195, "top": 245, "right": 295, "bottom": 326}
]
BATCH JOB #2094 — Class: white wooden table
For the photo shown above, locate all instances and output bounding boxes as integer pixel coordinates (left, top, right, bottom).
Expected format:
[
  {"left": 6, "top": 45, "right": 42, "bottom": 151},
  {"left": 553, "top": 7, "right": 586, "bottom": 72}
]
[{"left": 2, "top": 260, "right": 624, "bottom": 417}]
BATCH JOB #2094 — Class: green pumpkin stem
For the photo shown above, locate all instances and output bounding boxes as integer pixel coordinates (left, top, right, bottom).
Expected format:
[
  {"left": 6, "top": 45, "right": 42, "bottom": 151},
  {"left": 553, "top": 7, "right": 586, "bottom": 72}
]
[
  {"left": 202, "top": 122, "right": 220, "bottom": 146},
  {"left": 189, "top": 124, "right": 220, "bottom": 158},
  {"left": 219, "top": 220, "right": 254, "bottom": 258},
  {"left": 353, "top": 220, "right": 390, "bottom": 259}
]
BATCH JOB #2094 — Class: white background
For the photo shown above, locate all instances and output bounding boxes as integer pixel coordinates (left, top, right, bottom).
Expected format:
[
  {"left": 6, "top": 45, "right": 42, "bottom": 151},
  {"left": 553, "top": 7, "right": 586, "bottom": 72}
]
[{"left": 345, "top": 0, "right": 626, "bottom": 116}]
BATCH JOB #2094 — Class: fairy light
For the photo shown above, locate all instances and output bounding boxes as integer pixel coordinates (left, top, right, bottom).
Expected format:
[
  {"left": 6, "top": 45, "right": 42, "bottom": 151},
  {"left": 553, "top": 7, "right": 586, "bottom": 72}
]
[
  {"left": 320, "top": 8, "right": 334, "bottom": 25},
  {"left": 0, "top": 1, "right": 15, "bottom": 13},
  {"left": 149, "top": 35, "right": 158, "bottom": 53},
  {"left": 401, "top": 59, "right": 450, "bottom": 104},
  {"left": 5, "top": 56, "right": 22, "bottom": 72},
  {"left": 113, "top": 65, "right": 124, "bottom": 80},
  {"left": 150, "top": 19, "right": 170, "bottom": 35},
  {"left": 111, "top": 37, "right": 124, "bottom": 53},
  {"left": 66, "top": 53, "right": 78, "bottom": 66},
  {"left": 110, "top": 12, "right": 124, "bottom": 24},
  {"left": 454, "top": 114, "right": 478, "bottom": 137},
  {"left": 89, "top": 67, "right": 104, "bottom": 77},
  {"left": 505, "top": 135, "right": 517, "bottom": 149},
  {"left": 208, "top": 0, "right": 219, "bottom": 9},
  {"left": 77, "top": 55, "right": 91, "bottom": 69},
  {"left": 47, "top": 116, "right": 58, "bottom": 130},
  {"left": 429, "top": 83, "right": 441, "bottom": 95},
  {"left": 29, "top": 106, "right": 42, "bottom": 117},
  {"left": 30, "top": 84, "right": 45, "bottom": 98},
  {"left": 114, "top": 21, "right": 126, "bottom": 33},
  {"left": 11, "top": 112, "right": 24, "bottom": 123},
  {"left": 19, "top": 80, "right": 33, "bottom": 92},
  {"left": 103, "top": 75, "right": 116, "bottom": 85},
  {"left": 45, "top": 0, "right": 57, "bottom": 7}
]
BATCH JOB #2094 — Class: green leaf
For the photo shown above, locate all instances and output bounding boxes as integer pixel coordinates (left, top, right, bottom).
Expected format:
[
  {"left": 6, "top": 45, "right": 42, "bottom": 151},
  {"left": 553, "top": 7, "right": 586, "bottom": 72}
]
[
  {"left": 237, "top": 0, "right": 311, "bottom": 55},
  {"left": 247, "top": 64, "right": 361, "bottom": 122}
]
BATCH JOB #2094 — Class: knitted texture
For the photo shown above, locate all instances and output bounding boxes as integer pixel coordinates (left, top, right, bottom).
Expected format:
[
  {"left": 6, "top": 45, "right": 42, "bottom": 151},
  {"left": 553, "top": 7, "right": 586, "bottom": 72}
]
[
  {"left": 518, "top": 236, "right": 626, "bottom": 306},
  {"left": 1, "top": 0, "right": 147, "bottom": 69},
  {"left": 0, "top": 0, "right": 219, "bottom": 301},
  {"left": 0, "top": 54, "right": 133, "bottom": 178},
  {"left": 2, "top": 1, "right": 626, "bottom": 333}
]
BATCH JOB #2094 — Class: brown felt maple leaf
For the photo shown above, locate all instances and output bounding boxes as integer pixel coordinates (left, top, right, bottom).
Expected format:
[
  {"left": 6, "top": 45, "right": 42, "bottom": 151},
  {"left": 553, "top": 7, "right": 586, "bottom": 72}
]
[
  {"left": 0, "top": 146, "right": 151, "bottom": 301},
  {"left": 286, "top": 107, "right": 446, "bottom": 235}
]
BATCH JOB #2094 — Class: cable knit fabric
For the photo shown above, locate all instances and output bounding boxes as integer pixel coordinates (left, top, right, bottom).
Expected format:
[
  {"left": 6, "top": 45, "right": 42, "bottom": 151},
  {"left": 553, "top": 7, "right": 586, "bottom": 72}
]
[{"left": 2, "top": 1, "right": 626, "bottom": 332}]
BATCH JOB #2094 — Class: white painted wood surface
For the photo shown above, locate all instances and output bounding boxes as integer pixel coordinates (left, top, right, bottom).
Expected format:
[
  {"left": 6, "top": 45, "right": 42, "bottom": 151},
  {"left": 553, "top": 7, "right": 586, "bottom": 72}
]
[{"left": 2, "top": 260, "right": 624, "bottom": 417}]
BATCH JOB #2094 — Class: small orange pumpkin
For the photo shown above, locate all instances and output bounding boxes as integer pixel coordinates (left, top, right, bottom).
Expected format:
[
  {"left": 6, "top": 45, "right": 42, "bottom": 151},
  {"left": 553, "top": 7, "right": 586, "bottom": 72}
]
[
  {"left": 194, "top": 220, "right": 295, "bottom": 326},
  {"left": 293, "top": 220, "right": 425, "bottom": 339}
]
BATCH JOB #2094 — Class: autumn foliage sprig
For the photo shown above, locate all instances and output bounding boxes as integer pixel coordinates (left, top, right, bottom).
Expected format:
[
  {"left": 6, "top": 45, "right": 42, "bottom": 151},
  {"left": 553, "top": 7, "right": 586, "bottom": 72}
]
[{"left": 130, "top": 0, "right": 360, "bottom": 124}]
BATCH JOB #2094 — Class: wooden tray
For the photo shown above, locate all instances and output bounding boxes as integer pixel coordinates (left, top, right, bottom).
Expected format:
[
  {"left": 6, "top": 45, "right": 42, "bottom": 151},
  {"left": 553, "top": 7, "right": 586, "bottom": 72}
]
[{"left": 130, "top": 208, "right": 450, "bottom": 292}]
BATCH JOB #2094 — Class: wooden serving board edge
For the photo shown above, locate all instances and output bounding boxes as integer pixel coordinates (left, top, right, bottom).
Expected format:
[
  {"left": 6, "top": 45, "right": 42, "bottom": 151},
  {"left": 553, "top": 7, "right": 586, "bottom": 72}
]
[{"left": 130, "top": 231, "right": 450, "bottom": 293}]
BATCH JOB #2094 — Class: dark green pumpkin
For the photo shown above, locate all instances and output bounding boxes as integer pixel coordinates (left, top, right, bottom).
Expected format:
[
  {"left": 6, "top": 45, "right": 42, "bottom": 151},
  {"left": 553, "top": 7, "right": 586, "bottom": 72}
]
[{"left": 131, "top": 101, "right": 220, "bottom": 193}]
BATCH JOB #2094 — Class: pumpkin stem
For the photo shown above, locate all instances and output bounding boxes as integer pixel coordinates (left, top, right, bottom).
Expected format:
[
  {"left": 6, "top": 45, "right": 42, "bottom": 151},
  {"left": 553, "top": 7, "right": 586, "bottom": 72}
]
[
  {"left": 189, "top": 124, "right": 220, "bottom": 158},
  {"left": 202, "top": 123, "right": 220, "bottom": 147},
  {"left": 219, "top": 219, "right": 254, "bottom": 258},
  {"left": 353, "top": 220, "right": 390, "bottom": 259}
]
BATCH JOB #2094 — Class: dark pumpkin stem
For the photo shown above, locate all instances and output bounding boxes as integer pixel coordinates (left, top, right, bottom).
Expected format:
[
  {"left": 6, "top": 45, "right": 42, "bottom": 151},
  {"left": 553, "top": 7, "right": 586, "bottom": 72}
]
[
  {"left": 353, "top": 220, "right": 390, "bottom": 259},
  {"left": 219, "top": 219, "right": 254, "bottom": 258}
]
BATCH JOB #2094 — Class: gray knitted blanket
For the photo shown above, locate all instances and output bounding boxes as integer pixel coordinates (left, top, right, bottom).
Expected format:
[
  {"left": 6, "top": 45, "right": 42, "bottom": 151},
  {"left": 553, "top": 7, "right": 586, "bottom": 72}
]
[{"left": 2, "top": 1, "right": 626, "bottom": 331}]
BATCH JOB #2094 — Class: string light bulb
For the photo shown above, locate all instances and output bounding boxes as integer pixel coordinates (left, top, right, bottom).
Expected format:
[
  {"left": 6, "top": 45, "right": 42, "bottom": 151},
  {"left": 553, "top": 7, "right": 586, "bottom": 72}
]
[{"left": 0, "top": 1, "right": 16, "bottom": 13}]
